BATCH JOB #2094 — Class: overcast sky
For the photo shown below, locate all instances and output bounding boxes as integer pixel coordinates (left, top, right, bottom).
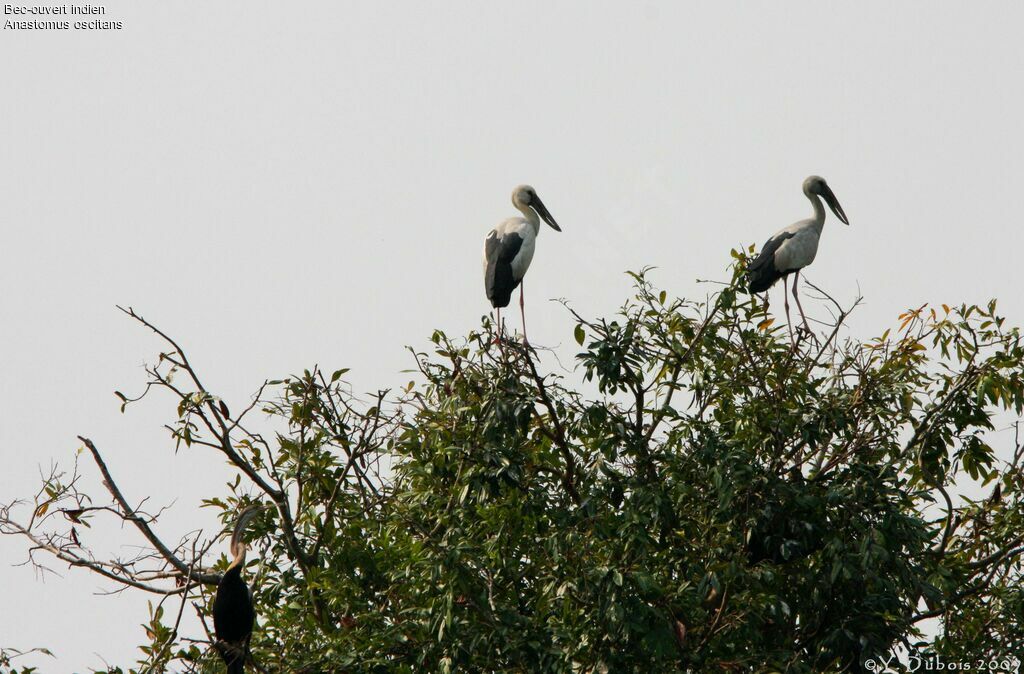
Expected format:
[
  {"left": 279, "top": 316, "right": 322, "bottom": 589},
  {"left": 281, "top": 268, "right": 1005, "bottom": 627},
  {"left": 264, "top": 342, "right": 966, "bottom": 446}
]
[{"left": 3, "top": 1, "right": 1024, "bottom": 670}]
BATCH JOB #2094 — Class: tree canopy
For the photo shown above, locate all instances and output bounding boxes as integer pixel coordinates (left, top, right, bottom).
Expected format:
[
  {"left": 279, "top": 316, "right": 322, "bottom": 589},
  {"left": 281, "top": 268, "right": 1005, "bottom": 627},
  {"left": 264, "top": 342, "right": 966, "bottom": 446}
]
[{"left": 3, "top": 256, "right": 1024, "bottom": 673}]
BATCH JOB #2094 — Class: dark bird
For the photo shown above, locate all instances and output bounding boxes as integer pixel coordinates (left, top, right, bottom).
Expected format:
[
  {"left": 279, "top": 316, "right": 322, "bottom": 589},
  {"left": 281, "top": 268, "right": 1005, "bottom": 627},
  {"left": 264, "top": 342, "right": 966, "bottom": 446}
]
[
  {"left": 213, "top": 505, "right": 264, "bottom": 674},
  {"left": 747, "top": 175, "right": 849, "bottom": 332},
  {"left": 482, "top": 184, "right": 561, "bottom": 347}
]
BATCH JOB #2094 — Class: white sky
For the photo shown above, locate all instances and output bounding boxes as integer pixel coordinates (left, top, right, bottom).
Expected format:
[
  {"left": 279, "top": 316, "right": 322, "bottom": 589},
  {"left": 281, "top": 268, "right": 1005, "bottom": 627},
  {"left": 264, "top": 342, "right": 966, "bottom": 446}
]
[{"left": 3, "top": 2, "right": 1023, "bottom": 670}]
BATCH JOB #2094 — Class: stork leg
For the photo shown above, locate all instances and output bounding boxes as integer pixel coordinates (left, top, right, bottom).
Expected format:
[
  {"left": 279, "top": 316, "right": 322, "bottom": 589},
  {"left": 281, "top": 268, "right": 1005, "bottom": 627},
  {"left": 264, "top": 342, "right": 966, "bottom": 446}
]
[
  {"left": 494, "top": 308, "right": 505, "bottom": 357},
  {"left": 792, "top": 270, "right": 811, "bottom": 332},
  {"left": 519, "top": 281, "right": 529, "bottom": 348},
  {"left": 782, "top": 276, "right": 794, "bottom": 343}
]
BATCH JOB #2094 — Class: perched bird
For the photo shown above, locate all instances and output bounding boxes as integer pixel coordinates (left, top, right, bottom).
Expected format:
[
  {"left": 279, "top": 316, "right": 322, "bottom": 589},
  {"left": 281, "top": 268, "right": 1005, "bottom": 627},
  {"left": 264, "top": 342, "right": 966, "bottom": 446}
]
[
  {"left": 482, "top": 184, "right": 561, "bottom": 347},
  {"left": 747, "top": 175, "right": 849, "bottom": 332},
  {"left": 213, "top": 505, "right": 265, "bottom": 674}
]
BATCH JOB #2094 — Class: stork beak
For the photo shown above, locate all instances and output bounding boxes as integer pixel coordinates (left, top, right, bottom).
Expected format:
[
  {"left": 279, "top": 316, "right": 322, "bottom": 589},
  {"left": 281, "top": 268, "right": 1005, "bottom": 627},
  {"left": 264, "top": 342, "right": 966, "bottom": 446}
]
[
  {"left": 821, "top": 184, "right": 849, "bottom": 225},
  {"left": 532, "top": 195, "right": 561, "bottom": 232}
]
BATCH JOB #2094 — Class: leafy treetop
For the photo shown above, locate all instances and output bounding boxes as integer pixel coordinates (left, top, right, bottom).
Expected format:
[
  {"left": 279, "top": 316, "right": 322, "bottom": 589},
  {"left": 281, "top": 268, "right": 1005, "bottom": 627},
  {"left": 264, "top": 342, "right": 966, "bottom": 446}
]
[{"left": 2, "top": 255, "right": 1023, "bottom": 672}]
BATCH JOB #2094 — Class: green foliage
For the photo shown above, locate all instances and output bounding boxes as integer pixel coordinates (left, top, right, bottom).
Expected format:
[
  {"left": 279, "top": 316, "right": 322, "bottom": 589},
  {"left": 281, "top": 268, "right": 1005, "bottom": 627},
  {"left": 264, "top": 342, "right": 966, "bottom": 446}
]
[{"left": 4, "top": 261, "right": 1024, "bottom": 672}]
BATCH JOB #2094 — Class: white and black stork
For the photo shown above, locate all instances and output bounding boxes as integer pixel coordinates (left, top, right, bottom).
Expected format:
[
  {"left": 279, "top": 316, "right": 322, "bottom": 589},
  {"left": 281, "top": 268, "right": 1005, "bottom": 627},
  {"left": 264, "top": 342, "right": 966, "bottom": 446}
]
[
  {"left": 482, "top": 184, "right": 561, "bottom": 346},
  {"left": 747, "top": 175, "right": 849, "bottom": 331}
]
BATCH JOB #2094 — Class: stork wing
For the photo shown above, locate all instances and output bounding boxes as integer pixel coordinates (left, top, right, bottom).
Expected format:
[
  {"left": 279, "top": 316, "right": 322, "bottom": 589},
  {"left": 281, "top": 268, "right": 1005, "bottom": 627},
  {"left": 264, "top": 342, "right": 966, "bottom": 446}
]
[
  {"left": 484, "top": 230, "right": 524, "bottom": 309},
  {"left": 747, "top": 231, "right": 796, "bottom": 292}
]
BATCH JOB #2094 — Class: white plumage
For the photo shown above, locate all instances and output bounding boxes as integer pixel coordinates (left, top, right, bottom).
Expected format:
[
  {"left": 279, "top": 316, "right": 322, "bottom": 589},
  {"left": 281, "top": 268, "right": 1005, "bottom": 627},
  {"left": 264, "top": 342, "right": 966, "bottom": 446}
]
[
  {"left": 770, "top": 221, "right": 820, "bottom": 273},
  {"left": 481, "top": 218, "right": 536, "bottom": 285}
]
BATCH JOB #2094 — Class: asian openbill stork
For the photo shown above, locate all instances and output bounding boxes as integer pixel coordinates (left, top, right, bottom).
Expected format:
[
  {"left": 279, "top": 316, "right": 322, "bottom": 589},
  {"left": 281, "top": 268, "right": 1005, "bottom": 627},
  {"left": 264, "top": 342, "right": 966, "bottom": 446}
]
[
  {"left": 747, "top": 175, "right": 849, "bottom": 332},
  {"left": 482, "top": 184, "right": 561, "bottom": 347},
  {"left": 213, "top": 505, "right": 264, "bottom": 674}
]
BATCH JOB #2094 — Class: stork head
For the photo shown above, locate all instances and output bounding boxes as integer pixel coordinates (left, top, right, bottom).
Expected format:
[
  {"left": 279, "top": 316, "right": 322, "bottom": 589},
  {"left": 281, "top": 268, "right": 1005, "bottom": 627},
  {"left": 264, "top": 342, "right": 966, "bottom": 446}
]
[
  {"left": 227, "top": 504, "right": 268, "bottom": 570},
  {"left": 803, "top": 175, "right": 849, "bottom": 225},
  {"left": 512, "top": 185, "right": 561, "bottom": 232}
]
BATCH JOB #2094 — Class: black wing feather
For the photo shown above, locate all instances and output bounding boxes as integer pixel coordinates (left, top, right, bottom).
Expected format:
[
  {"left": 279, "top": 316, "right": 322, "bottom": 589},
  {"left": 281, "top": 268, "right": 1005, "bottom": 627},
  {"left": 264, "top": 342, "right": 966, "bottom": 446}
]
[
  {"left": 213, "top": 566, "right": 254, "bottom": 673},
  {"left": 484, "top": 231, "right": 524, "bottom": 308},
  {"left": 747, "top": 231, "right": 796, "bottom": 293}
]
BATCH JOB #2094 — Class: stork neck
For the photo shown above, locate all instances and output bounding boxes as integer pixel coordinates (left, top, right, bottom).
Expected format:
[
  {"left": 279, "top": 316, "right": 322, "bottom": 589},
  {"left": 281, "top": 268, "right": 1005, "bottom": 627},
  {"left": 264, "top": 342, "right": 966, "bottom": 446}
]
[
  {"left": 515, "top": 203, "right": 540, "bottom": 234},
  {"left": 228, "top": 545, "right": 247, "bottom": 572},
  {"left": 804, "top": 190, "right": 826, "bottom": 231}
]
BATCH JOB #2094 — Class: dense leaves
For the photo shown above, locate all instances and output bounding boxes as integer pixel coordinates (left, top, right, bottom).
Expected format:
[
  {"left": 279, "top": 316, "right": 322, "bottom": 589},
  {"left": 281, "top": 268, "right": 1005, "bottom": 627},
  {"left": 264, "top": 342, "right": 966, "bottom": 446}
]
[{"left": 3, "top": 259, "right": 1024, "bottom": 672}]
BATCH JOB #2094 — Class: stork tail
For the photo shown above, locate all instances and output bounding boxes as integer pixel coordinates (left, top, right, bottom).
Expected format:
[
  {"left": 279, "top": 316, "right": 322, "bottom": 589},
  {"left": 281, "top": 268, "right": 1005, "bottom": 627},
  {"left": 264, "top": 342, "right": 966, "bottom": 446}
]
[{"left": 747, "top": 264, "right": 785, "bottom": 294}]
